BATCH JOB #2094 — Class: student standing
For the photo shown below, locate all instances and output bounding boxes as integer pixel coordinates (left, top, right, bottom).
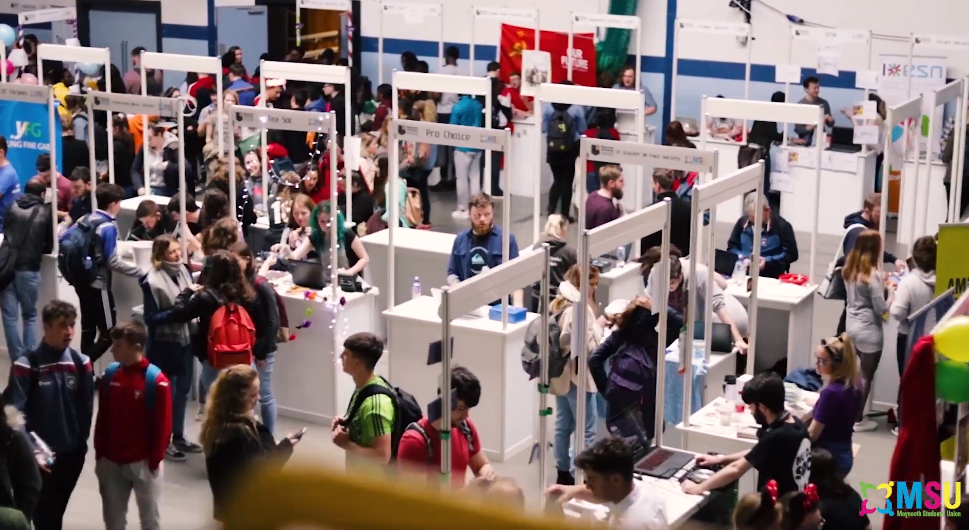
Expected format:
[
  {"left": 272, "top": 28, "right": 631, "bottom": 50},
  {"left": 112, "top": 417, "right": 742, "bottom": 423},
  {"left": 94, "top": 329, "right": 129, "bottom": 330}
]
[
  {"left": 331, "top": 333, "right": 395, "bottom": 465},
  {"left": 543, "top": 82, "right": 588, "bottom": 220},
  {"left": 640, "top": 170, "right": 691, "bottom": 256},
  {"left": 585, "top": 165, "right": 624, "bottom": 230},
  {"left": 0, "top": 137, "right": 20, "bottom": 231},
  {"left": 793, "top": 76, "right": 835, "bottom": 146},
  {"left": 808, "top": 334, "right": 862, "bottom": 476},
  {"left": 94, "top": 321, "right": 172, "bottom": 530},
  {"left": 449, "top": 94, "right": 484, "bottom": 220},
  {"left": 5, "top": 301, "right": 94, "bottom": 530}
]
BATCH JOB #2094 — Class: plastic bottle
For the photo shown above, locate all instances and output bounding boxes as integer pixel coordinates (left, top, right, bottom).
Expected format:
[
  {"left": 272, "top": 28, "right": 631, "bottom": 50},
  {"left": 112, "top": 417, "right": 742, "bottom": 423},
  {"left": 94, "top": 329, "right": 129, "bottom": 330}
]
[
  {"left": 411, "top": 277, "right": 421, "bottom": 300},
  {"left": 616, "top": 245, "right": 626, "bottom": 267},
  {"left": 731, "top": 258, "right": 745, "bottom": 286},
  {"left": 724, "top": 375, "right": 745, "bottom": 413}
]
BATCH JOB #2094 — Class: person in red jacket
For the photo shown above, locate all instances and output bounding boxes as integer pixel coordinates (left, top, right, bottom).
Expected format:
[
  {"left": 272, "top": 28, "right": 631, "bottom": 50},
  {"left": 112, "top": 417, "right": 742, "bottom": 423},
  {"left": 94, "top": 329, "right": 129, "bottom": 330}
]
[{"left": 94, "top": 321, "right": 172, "bottom": 530}]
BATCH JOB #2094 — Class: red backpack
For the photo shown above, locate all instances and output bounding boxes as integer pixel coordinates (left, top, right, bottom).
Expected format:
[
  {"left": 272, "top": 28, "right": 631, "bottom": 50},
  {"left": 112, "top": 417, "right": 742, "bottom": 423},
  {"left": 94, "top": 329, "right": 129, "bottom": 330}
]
[{"left": 207, "top": 303, "right": 256, "bottom": 369}]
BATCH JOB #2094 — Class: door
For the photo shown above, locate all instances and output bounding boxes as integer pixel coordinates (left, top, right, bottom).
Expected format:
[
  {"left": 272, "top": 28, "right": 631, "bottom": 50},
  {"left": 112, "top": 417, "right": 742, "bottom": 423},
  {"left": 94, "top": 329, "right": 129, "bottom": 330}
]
[
  {"left": 217, "top": 7, "right": 267, "bottom": 76},
  {"left": 87, "top": 10, "right": 158, "bottom": 78}
]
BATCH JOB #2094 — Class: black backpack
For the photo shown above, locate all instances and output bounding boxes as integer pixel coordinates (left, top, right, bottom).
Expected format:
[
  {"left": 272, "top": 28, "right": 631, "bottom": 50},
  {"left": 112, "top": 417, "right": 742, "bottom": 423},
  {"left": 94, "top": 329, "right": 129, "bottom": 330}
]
[
  {"left": 546, "top": 110, "right": 576, "bottom": 161},
  {"left": 57, "top": 214, "right": 108, "bottom": 287},
  {"left": 344, "top": 376, "right": 422, "bottom": 460},
  {"left": 404, "top": 420, "right": 475, "bottom": 463},
  {"left": 521, "top": 310, "right": 569, "bottom": 380}
]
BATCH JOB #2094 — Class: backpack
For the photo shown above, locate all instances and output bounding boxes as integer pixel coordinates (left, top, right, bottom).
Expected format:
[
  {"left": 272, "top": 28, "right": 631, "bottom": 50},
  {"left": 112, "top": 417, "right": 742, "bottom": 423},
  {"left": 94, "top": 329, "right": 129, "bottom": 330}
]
[
  {"left": 207, "top": 303, "right": 256, "bottom": 369},
  {"left": 521, "top": 310, "right": 569, "bottom": 380},
  {"left": 102, "top": 362, "right": 162, "bottom": 411},
  {"left": 546, "top": 110, "right": 576, "bottom": 161},
  {"left": 404, "top": 187, "right": 423, "bottom": 228},
  {"left": 254, "top": 276, "right": 290, "bottom": 343},
  {"left": 345, "top": 376, "right": 422, "bottom": 460},
  {"left": 58, "top": 214, "right": 109, "bottom": 287},
  {"left": 404, "top": 420, "right": 475, "bottom": 464},
  {"left": 605, "top": 343, "right": 656, "bottom": 409}
]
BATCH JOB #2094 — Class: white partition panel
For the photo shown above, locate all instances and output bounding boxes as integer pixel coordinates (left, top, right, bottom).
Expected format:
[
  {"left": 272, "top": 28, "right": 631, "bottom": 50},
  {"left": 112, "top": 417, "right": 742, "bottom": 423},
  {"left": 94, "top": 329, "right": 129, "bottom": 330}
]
[
  {"left": 378, "top": 1, "right": 443, "bottom": 85},
  {"left": 881, "top": 96, "right": 924, "bottom": 248}
]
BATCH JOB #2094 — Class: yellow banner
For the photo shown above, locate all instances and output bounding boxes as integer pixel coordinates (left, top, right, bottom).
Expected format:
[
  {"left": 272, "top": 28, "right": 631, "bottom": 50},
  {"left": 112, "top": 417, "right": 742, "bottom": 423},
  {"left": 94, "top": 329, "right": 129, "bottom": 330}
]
[{"left": 936, "top": 223, "right": 969, "bottom": 297}]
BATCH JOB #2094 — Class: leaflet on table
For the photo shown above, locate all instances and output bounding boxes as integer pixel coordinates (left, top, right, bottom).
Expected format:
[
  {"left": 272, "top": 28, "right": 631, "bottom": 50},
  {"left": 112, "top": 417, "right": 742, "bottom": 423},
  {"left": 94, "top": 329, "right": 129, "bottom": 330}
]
[
  {"left": 785, "top": 148, "right": 858, "bottom": 172},
  {"left": 770, "top": 172, "right": 796, "bottom": 194}
]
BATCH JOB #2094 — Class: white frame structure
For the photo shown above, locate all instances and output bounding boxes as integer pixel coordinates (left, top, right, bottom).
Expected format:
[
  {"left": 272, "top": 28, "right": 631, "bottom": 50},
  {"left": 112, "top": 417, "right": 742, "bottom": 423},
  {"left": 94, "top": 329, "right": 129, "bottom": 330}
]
[
  {"left": 671, "top": 19, "right": 752, "bottom": 143},
  {"left": 537, "top": 82, "right": 645, "bottom": 243},
  {"left": 377, "top": 1, "right": 443, "bottom": 85},
  {"left": 140, "top": 52, "right": 222, "bottom": 197},
  {"left": 258, "top": 61, "right": 352, "bottom": 219},
  {"left": 386, "top": 115, "right": 512, "bottom": 317},
  {"left": 783, "top": 27, "right": 873, "bottom": 149},
  {"left": 470, "top": 7, "right": 539, "bottom": 77},
  {"left": 922, "top": 79, "right": 968, "bottom": 233},
  {"left": 89, "top": 92, "right": 186, "bottom": 254},
  {"left": 37, "top": 44, "right": 111, "bottom": 181},
  {"left": 682, "top": 163, "right": 765, "bottom": 434},
  {"left": 568, "top": 13, "right": 639, "bottom": 85},
  {"left": 437, "top": 248, "right": 549, "bottom": 486},
  {"left": 880, "top": 96, "right": 923, "bottom": 248},
  {"left": 1, "top": 42, "right": 7, "bottom": 85},
  {"left": 700, "top": 97, "right": 825, "bottom": 279},
  {"left": 908, "top": 33, "right": 969, "bottom": 99},
  {"left": 18, "top": 7, "right": 77, "bottom": 42}
]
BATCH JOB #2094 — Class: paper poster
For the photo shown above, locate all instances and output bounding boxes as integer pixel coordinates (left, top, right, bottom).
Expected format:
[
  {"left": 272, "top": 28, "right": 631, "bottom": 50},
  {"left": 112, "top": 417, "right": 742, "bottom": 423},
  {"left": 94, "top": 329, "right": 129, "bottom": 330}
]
[
  {"left": 775, "top": 64, "right": 802, "bottom": 84},
  {"left": 853, "top": 125, "right": 880, "bottom": 145},
  {"left": 817, "top": 57, "right": 839, "bottom": 75},
  {"left": 770, "top": 172, "right": 796, "bottom": 193},
  {"left": 403, "top": 6, "right": 423, "bottom": 24},
  {"left": 817, "top": 42, "right": 841, "bottom": 75},
  {"left": 850, "top": 101, "right": 877, "bottom": 120},
  {"left": 855, "top": 70, "right": 879, "bottom": 90},
  {"left": 520, "top": 50, "right": 550, "bottom": 97},
  {"left": 773, "top": 148, "right": 791, "bottom": 174},
  {"left": 344, "top": 135, "right": 361, "bottom": 177}
]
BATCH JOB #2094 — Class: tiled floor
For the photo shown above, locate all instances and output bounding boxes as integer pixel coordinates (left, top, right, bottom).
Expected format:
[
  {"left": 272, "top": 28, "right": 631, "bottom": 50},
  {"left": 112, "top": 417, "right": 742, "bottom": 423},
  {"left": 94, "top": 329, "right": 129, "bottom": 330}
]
[{"left": 14, "top": 186, "right": 900, "bottom": 528}]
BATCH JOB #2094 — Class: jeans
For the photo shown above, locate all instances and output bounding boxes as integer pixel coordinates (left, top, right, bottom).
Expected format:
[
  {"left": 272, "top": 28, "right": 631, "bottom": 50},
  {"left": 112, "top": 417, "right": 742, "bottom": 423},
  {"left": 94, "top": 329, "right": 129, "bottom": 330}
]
[
  {"left": 436, "top": 112, "right": 453, "bottom": 182},
  {"left": 95, "top": 459, "right": 160, "bottom": 530},
  {"left": 169, "top": 351, "right": 193, "bottom": 440},
  {"left": 0, "top": 270, "right": 40, "bottom": 363},
  {"left": 198, "top": 361, "right": 220, "bottom": 406},
  {"left": 412, "top": 169, "right": 431, "bottom": 224},
  {"left": 454, "top": 150, "right": 482, "bottom": 208},
  {"left": 479, "top": 150, "right": 502, "bottom": 194},
  {"left": 254, "top": 353, "right": 277, "bottom": 434},
  {"left": 554, "top": 383, "right": 598, "bottom": 472},
  {"left": 819, "top": 440, "right": 854, "bottom": 477}
]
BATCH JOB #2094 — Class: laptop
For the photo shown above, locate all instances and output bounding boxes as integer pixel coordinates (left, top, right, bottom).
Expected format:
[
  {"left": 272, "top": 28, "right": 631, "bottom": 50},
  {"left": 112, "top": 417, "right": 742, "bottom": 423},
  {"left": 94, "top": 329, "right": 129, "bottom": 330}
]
[
  {"left": 830, "top": 126, "right": 862, "bottom": 153},
  {"left": 607, "top": 408, "right": 694, "bottom": 479},
  {"left": 290, "top": 259, "right": 328, "bottom": 291},
  {"left": 714, "top": 249, "right": 740, "bottom": 277}
]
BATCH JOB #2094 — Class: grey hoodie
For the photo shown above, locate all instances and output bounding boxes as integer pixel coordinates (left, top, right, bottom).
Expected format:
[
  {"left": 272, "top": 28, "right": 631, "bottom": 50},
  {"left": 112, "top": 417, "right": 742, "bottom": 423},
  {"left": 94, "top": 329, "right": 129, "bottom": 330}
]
[
  {"left": 846, "top": 273, "right": 890, "bottom": 353},
  {"left": 890, "top": 269, "right": 937, "bottom": 335}
]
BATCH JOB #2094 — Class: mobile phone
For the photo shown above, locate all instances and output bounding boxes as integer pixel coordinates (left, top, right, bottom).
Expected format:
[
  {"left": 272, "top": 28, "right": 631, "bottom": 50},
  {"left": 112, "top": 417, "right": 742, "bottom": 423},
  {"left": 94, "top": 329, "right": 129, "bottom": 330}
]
[{"left": 293, "top": 427, "right": 308, "bottom": 440}]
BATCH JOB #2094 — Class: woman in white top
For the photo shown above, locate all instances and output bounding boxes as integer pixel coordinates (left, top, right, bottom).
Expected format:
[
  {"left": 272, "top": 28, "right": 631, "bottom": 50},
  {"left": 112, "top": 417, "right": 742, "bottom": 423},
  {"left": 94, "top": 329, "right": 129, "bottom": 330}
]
[{"left": 273, "top": 194, "right": 314, "bottom": 257}]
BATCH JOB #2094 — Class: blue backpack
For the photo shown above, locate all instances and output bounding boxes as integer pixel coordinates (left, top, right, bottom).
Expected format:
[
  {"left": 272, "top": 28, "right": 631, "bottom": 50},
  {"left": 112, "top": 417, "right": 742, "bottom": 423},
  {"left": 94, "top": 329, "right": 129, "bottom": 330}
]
[
  {"left": 103, "top": 362, "right": 163, "bottom": 412},
  {"left": 58, "top": 214, "right": 109, "bottom": 287}
]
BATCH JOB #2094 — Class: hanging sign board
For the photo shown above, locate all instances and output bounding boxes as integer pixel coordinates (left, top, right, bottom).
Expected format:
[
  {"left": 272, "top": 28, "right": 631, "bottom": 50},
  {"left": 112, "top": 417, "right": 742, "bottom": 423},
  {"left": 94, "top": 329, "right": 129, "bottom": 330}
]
[
  {"left": 791, "top": 27, "right": 869, "bottom": 44},
  {"left": 573, "top": 13, "right": 639, "bottom": 30},
  {"left": 0, "top": 82, "right": 50, "bottom": 105},
  {"left": 678, "top": 19, "right": 748, "bottom": 37},
  {"left": 298, "top": 0, "right": 351, "bottom": 9},
  {"left": 473, "top": 7, "right": 536, "bottom": 24},
  {"left": 395, "top": 121, "right": 508, "bottom": 152},
  {"left": 914, "top": 34, "right": 969, "bottom": 50},
  {"left": 92, "top": 93, "right": 179, "bottom": 118},
  {"left": 383, "top": 2, "right": 441, "bottom": 17},
  {"left": 583, "top": 139, "right": 715, "bottom": 172},
  {"left": 233, "top": 107, "right": 331, "bottom": 132},
  {"left": 18, "top": 6, "right": 75, "bottom": 25}
]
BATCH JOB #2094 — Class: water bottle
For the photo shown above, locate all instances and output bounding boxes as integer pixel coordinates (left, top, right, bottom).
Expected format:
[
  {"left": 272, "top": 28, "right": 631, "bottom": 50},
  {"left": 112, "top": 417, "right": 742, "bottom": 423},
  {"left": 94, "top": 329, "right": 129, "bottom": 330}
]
[
  {"left": 724, "top": 375, "right": 744, "bottom": 413},
  {"left": 731, "top": 258, "right": 745, "bottom": 286},
  {"left": 616, "top": 245, "right": 626, "bottom": 267},
  {"left": 411, "top": 277, "right": 421, "bottom": 300}
]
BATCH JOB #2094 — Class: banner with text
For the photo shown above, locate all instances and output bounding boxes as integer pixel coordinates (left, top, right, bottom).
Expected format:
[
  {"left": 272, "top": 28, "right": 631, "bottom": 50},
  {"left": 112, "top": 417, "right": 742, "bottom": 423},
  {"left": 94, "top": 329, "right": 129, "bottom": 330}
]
[
  {"left": 936, "top": 223, "right": 969, "bottom": 298},
  {"left": 394, "top": 121, "right": 509, "bottom": 152},
  {"left": 583, "top": 139, "right": 715, "bottom": 172},
  {"left": 499, "top": 24, "right": 597, "bottom": 87},
  {"left": 0, "top": 100, "right": 62, "bottom": 188}
]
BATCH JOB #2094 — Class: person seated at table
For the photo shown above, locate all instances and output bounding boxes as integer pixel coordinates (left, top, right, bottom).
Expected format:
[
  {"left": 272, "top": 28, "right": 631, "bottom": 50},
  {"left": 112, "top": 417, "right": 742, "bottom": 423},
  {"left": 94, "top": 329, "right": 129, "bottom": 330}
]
[
  {"left": 262, "top": 171, "right": 301, "bottom": 252},
  {"left": 339, "top": 172, "right": 375, "bottom": 230},
  {"left": 167, "top": 194, "right": 203, "bottom": 255},
  {"left": 809, "top": 334, "right": 862, "bottom": 476},
  {"left": 708, "top": 96, "right": 744, "bottom": 141},
  {"left": 734, "top": 482, "right": 825, "bottom": 530},
  {"left": 810, "top": 449, "right": 870, "bottom": 530},
  {"left": 285, "top": 202, "right": 369, "bottom": 278},
  {"left": 663, "top": 121, "right": 696, "bottom": 149},
  {"left": 726, "top": 193, "right": 798, "bottom": 279},
  {"left": 127, "top": 200, "right": 170, "bottom": 241},
  {"left": 586, "top": 165, "right": 624, "bottom": 231},
  {"left": 273, "top": 194, "right": 315, "bottom": 258},
  {"left": 681, "top": 373, "right": 812, "bottom": 498},
  {"left": 446, "top": 193, "right": 523, "bottom": 306},
  {"left": 545, "top": 437, "right": 668, "bottom": 529}
]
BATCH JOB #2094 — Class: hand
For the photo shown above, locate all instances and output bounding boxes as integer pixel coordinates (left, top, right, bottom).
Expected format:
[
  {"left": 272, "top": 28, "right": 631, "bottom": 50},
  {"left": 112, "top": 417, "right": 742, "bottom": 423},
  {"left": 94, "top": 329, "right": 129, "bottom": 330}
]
[
  {"left": 681, "top": 480, "right": 704, "bottom": 496},
  {"left": 734, "top": 336, "right": 749, "bottom": 355},
  {"left": 804, "top": 124, "right": 815, "bottom": 132},
  {"left": 337, "top": 268, "right": 347, "bottom": 274},
  {"left": 331, "top": 416, "right": 345, "bottom": 431},
  {"left": 257, "top": 359, "right": 267, "bottom": 368},
  {"left": 34, "top": 452, "right": 50, "bottom": 472},
  {"left": 477, "top": 464, "right": 497, "bottom": 482},
  {"left": 161, "top": 161, "right": 169, "bottom": 170},
  {"left": 286, "top": 431, "right": 304, "bottom": 446},
  {"left": 791, "top": 138, "right": 807, "bottom": 146},
  {"left": 545, "top": 484, "right": 580, "bottom": 504},
  {"left": 270, "top": 244, "right": 281, "bottom": 253},
  {"left": 137, "top": 187, "right": 145, "bottom": 196},
  {"left": 759, "top": 257, "right": 766, "bottom": 271},
  {"left": 263, "top": 253, "right": 278, "bottom": 267},
  {"left": 895, "top": 259, "right": 907, "bottom": 272},
  {"left": 288, "top": 230, "right": 301, "bottom": 247},
  {"left": 332, "top": 425, "right": 350, "bottom": 448},
  {"left": 189, "top": 284, "right": 203, "bottom": 292},
  {"left": 695, "top": 453, "right": 723, "bottom": 467}
]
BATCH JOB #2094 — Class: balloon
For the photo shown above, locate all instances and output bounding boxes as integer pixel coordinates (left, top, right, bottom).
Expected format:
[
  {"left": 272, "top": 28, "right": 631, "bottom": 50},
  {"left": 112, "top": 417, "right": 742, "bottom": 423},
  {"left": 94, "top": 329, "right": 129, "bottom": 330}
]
[
  {"left": 16, "top": 73, "right": 37, "bottom": 85},
  {"left": 936, "top": 360, "right": 969, "bottom": 403},
  {"left": 1, "top": 60, "right": 11, "bottom": 76},
  {"left": 0, "top": 25, "right": 15, "bottom": 48},
  {"left": 935, "top": 315, "right": 969, "bottom": 362},
  {"left": 7, "top": 48, "right": 27, "bottom": 68},
  {"left": 78, "top": 63, "right": 100, "bottom": 76}
]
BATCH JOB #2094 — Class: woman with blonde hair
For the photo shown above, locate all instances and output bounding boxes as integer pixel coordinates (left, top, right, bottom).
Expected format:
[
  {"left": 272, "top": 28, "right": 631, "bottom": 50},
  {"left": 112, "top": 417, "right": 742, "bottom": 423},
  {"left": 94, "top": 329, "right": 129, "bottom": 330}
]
[
  {"left": 358, "top": 134, "right": 379, "bottom": 190},
  {"left": 809, "top": 333, "right": 862, "bottom": 476},
  {"left": 548, "top": 263, "right": 603, "bottom": 486},
  {"left": 842, "top": 229, "right": 894, "bottom": 432},
  {"left": 201, "top": 365, "right": 301, "bottom": 523},
  {"left": 733, "top": 486, "right": 781, "bottom": 530},
  {"left": 530, "top": 214, "right": 577, "bottom": 310}
]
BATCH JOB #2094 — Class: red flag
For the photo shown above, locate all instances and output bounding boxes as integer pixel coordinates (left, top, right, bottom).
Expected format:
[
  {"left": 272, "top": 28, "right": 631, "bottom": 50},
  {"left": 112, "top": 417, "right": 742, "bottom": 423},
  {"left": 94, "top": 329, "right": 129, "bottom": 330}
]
[{"left": 499, "top": 24, "right": 597, "bottom": 88}]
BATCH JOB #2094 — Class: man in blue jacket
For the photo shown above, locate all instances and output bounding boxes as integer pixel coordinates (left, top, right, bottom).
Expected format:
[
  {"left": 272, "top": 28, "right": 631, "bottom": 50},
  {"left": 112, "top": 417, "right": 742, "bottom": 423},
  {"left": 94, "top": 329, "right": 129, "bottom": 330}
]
[
  {"left": 5, "top": 300, "right": 94, "bottom": 530},
  {"left": 447, "top": 193, "right": 523, "bottom": 306},
  {"left": 227, "top": 64, "right": 256, "bottom": 106},
  {"left": 726, "top": 193, "right": 798, "bottom": 279}
]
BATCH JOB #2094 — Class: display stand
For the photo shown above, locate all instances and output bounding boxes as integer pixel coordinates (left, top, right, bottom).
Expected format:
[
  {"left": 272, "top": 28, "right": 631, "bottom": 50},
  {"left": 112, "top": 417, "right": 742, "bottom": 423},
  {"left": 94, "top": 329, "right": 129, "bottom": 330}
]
[
  {"left": 700, "top": 96, "right": 824, "bottom": 278},
  {"left": 880, "top": 96, "right": 923, "bottom": 247},
  {"left": 295, "top": 0, "right": 351, "bottom": 49},
  {"left": 536, "top": 82, "right": 644, "bottom": 243},
  {"left": 377, "top": 1, "right": 443, "bottom": 85},
  {"left": 918, "top": 79, "right": 968, "bottom": 235},
  {"left": 568, "top": 13, "right": 639, "bottom": 85},
  {"left": 258, "top": 61, "right": 352, "bottom": 219},
  {"left": 671, "top": 20, "right": 751, "bottom": 142},
  {"left": 470, "top": 7, "right": 539, "bottom": 77},
  {"left": 782, "top": 28, "right": 872, "bottom": 149},
  {"left": 18, "top": 7, "right": 77, "bottom": 42},
  {"left": 907, "top": 33, "right": 969, "bottom": 99},
  {"left": 385, "top": 109, "right": 510, "bottom": 315},
  {"left": 683, "top": 163, "right": 765, "bottom": 435},
  {"left": 438, "top": 247, "right": 549, "bottom": 486},
  {"left": 37, "top": 44, "right": 111, "bottom": 179}
]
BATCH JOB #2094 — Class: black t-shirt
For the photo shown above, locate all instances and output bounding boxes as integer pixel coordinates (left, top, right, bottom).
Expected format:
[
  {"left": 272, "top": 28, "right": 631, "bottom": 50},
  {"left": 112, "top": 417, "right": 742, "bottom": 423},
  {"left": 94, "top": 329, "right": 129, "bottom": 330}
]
[
  {"left": 468, "top": 232, "right": 491, "bottom": 278},
  {"left": 744, "top": 416, "right": 812, "bottom": 496},
  {"left": 820, "top": 489, "right": 870, "bottom": 530}
]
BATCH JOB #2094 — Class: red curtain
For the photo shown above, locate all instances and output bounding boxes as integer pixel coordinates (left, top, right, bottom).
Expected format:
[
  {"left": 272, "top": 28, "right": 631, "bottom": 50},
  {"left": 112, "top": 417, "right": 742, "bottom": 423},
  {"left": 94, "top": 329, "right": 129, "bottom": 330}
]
[{"left": 499, "top": 24, "right": 597, "bottom": 87}]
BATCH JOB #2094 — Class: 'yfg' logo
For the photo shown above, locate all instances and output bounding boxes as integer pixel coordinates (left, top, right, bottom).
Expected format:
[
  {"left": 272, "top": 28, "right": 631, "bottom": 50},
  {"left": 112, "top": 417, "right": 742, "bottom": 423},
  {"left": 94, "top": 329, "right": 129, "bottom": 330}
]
[
  {"left": 10, "top": 121, "right": 41, "bottom": 141},
  {"left": 882, "top": 63, "right": 945, "bottom": 80}
]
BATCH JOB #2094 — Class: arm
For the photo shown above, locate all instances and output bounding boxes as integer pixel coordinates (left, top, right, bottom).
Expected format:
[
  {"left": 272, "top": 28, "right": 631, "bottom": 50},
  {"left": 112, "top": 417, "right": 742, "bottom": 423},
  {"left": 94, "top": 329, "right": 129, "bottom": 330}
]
[
  {"left": 509, "top": 236, "right": 523, "bottom": 306},
  {"left": 253, "top": 282, "right": 280, "bottom": 362},
  {"left": 466, "top": 422, "right": 494, "bottom": 479},
  {"left": 446, "top": 240, "right": 462, "bottom": 286},
  {"left": 344, "top": 236, "right": 369, "bottom": 276},
  {"left": 286, "top": 238, "right": 314, "bottom": 261},
  {"left": 343, "top": 434, "right": 392, "bottom": 463},
  {"left": 808, "top": 418, "right": 825, "bottom": 441},
  {"left": 150, "top": 374, "right": 173, "bottom": 472},
  {"left": 589, "top": 332, "right": 623, "bottom": 393},
  {"left": 100, "top": 224, "right": 146, "bottom": 278},
  {"left": 890, "top": 280, "right": 912, "bottom": 324},
  {"left": 169, "top": 289, "right": 205, "bottom": 323},
  {"left": 8, "top": 431, "right": 41, "bottom": 517},
  {"left": 643, "top": 87, "right": 658, "bottom": 116},
  {"left": 687, "top": 457, "right": 753, "bottom": 494},
  {"left": 79, "top": 358, "right": 96, "bottom": 446},
  {"left": 869, "top": 275, "right": 891, "bottom": 316},
  {"left": 726, "top": 219, "right": 745, "bottom": 255},
  {"left": 93, "top": 377, "right": 106, "bottom": 459},
  {"left": 766, "top": 222, "right": 798, "bottom": 265}
]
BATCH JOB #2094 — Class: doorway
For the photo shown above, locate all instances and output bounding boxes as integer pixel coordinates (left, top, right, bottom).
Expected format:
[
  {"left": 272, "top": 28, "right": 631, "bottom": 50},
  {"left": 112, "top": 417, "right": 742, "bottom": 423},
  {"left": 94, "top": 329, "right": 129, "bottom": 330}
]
[
  {"left": 216, "top": 6, "right": 268, "bottom": 74},
  {"left": 77, "top": 0, "right": 162, "bottom": 76}
]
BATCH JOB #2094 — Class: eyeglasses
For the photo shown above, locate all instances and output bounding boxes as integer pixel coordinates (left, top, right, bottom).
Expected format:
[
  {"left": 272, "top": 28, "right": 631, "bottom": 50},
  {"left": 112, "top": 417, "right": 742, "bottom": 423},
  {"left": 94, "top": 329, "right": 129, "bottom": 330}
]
[{"left": 814, "top": 356, "right": 833, "bottom": 367}]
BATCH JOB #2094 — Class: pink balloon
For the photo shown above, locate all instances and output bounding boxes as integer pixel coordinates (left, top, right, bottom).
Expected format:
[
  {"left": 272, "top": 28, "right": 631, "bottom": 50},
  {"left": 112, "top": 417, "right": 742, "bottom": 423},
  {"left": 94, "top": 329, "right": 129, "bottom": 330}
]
[
  {"left": 2, "top": 60, "right": 11, "bottom": 76},
  {"left": 17, "top": 73, "right": 37, "bottom": 85}
]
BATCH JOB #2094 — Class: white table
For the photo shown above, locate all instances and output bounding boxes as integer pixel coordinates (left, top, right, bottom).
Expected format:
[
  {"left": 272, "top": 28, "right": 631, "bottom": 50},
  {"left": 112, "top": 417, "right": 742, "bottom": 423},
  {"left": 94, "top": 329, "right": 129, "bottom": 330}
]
[
  {"left": 361, "top": 229, "right": 456, "bottom": 338},
  {"left": 118, "top": 195, "right": 170, "bottom": 241},
  {"left": 596, "top": 262, "right": 643, "bottom": 314},
  {"left": 384, "top": 295, "right": 536, "bottom": 462},
  {"left": 269, "top": 273, "right": 382, "bottom": 426},
  {"left": 722, "top": 277, "right": 817, "bottom": 374}
]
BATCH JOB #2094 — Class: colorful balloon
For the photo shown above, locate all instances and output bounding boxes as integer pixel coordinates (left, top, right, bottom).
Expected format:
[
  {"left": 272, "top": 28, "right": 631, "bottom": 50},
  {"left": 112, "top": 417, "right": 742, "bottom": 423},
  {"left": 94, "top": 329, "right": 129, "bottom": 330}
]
[
  {"left": 78, "top": 63, "right": 101, "bottom": 76},
  {"left": 1, "top": 60, "right": 11, "bottom": 76},
  {"left": 0, "top": 25, "right": 15, "bottom": 48},
  {"left": 936, "top": 360, "right": 969, "bottom": 403},
  {"left": 934, "top": 315, "right": 969, "bottom": 362}
]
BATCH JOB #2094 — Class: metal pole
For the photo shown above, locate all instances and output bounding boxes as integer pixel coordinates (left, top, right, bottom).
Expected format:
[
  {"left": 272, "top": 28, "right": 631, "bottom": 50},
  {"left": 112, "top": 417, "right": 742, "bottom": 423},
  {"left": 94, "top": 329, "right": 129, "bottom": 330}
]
[
  {"left": 953, "top": 79, "right": 969, "bottom": 222},
  {"left": 0, "top": 43, "right": 5, "bottom": 84},
  {"left": 388, "top": 115, "right": 399, "bottom": 314},
  {"left": 567, "top": 13, "right": 574, "bottom": 82},
  {"left": 861, "top": 32, "right": 873, "bottom": 156},
  {"left": 106, "top": 65, "right": 115, "bottom": 185},
  {"left": 345, "top": 69, "right": 354, "bottom": 223},
  {"left": 229, "top": 113, "right": 238, "bottom": 223},
  {"left": 634, "top": 103, "right": 644, "bottom": 257},
  {"left": 87, "top": 95, "right": 97, "bottom": 213},
  {"left": 378, "top": 4, "right": 384, "bottom": 86},
  {"left": 329, "top": 116, "right": 339, "bottom": 291},
  {"left": 704, "top": 196, "right": 715, "bottom": 365},
  {"left": 670, "top": 22, "right": 680, "bottom": 125},
  {"left": 783, "top": 28, "right": 793, "bottom": 147},
  {"left": 879, "top": 107, "right": 893, "bottom": 243},
  {"left": 906, "top": 35, "right": 915, "bottom": 99},
  {"left": 655, "top": 199, "right": 671, "bottom": 446},
  {"left": 440, "top": 287, "right": 453, "bottom": 480},
  {"left": 742, "top": 26, "right": 751, "bottom": 144},
  {"left": 218, "top": 73, "right": 227, "bottom": 201},
  {"left": 923, "top": 93, "right": 936, "bottom": 236},
  {"left": 747, "top": 166, "right": 764, "bottom": 374},
  {"left": 573, "top": 230, "right": 589, "bottom": 485},
  {"left": 537, "top": 243, "right": 551, "bottom": 502},
  {"left": 635, "top": 26, "right": 641, "bottom": 98},
  {"left": 469, "top": 6, "right": 476, "bottom": 77},
  {"left": 438, "top": 4, "right": 444, "bottom": 72},
  {"left": 484, "top": 84, "right": 492, "bottom": 195},
  {"left": 140, "top": 51, "right": 149, "bottom": 195},
  {"left": 501, "top": 133, "right": 510, "bottom": 328},
  {"left": 177, "top": 99, "right": 189, "bottom": 261},
  {"left": 682, "top": 190, "right": 701, "bottom": 428},
  {"left": 48, "top": 91, "right": 58, "bottom": 250},
  {"left": 260, "top": 62, "right": 269, "bottom": 213},
  {"left": 810, "top": 109, "right": 823, "bottom": 283}
]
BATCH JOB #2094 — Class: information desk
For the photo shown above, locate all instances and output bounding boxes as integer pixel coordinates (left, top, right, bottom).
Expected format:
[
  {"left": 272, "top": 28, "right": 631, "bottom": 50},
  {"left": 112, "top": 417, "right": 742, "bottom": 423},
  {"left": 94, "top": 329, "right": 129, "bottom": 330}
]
[
  {"left": 384, "top": 295, "right": 536, "bottom": 462},
  {"left": 268, "top": 273, "right": 381, "bottom": 425},
  {"left": 707, "top": 139, "right": 877, "bottom": 236},
  {"left": 722, "top": 277, "right": 816, "bottom": 374},
  {"left": 361, "top": 229, "right": 456, "bottom": 338}
]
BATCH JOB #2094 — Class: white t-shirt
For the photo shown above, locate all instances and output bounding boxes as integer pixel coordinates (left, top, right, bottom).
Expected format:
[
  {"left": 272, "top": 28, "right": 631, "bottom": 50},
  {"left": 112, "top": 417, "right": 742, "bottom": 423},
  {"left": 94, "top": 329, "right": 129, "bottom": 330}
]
[
  {"left": 437, "top": 64, "right": 461, "bottom": 114},
  {"left": 605, "top": 480, "right": 669, "bottom": 530}
]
